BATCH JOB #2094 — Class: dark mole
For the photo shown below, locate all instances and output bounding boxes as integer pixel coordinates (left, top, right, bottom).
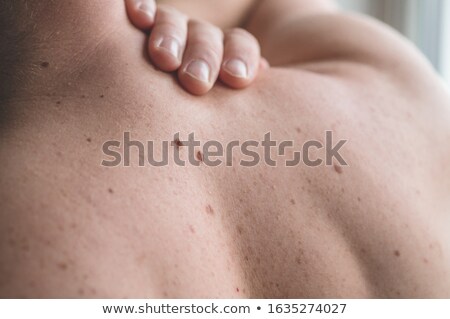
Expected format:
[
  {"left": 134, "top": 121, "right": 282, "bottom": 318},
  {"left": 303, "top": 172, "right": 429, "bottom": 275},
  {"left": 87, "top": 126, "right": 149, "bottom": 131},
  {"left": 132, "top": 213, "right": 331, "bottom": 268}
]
[
  {"left": 81, "top": 94, "right": 86, "bottom": 98},
  {"left": 196, "top": 151, "right": 203, "bottom": 162},
  {"left": 205, "top": 204, "right": 214, "bottom": 215},
  {"left": 236, "top": 225, "right": 243, "bottom": 235},
  {"left": 40, "top": 61, "right": 50, "bottom": 68},
  {"left": 100, "top": 94, "right": 104, "bottom": 98},
  {"left": 290, "top": 199, "right": 296, "bottom": 205},
  {"left": 58, "top": 262, "right": 68, "bottom": 270},
  {"left": 334, "top": 164, "right": 343, "bottom": 174},
  {"left": 236, "top": 288, "right": 240, "bottom": 293},
  {"left": 173, "top": 138, "right": 183, "bottom": 148},
  {"left": 108, "top": 188, "right": 114, "bottom": 194},
  {"left": 56, "top": 101, "right": 61, "bottom": 105},
  {"left": 86, "top": 137, "right": 92, "bottom": 143},
  {"left": 394, "top": 250, "right": 401, "bottom": 257}
]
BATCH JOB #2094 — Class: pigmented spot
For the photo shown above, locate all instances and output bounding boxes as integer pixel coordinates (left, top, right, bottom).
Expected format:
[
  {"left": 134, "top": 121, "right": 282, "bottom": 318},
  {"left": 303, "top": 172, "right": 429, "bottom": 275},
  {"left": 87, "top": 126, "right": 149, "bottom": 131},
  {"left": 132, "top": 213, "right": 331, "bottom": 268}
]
[
  {"left": 394, "top": 250, "right": 401, "bottom": 257},
  {"left": 205, "top": 204, "right": 215, "bottom": 215},
  {"left": 108, "top": 188, "right": 114, "bottom": 194},
  {"left": 78, "top": 288, "right": 85, "bottom": 296},
  {"left": 334, "top": 164, "right": 343, "bottom": 174},
  {"left": 423, "top": 258, "right": 429, "bottom": 264},
  {"left": 173, "top": 138, "right": 183, "bottom": 148},
  {"left": 296, "top": 127, "right": 302, "bottom": 134},
  {"left": 236, "top": 225, "right": 244, "bottom": 235},
  {"left": 357, "top": 197, "right": 362, "bottom": 202},
  {"left": 56, "top": 101, "right": 61, "bottom": 105},
  {"left": 290, "top": 199, "right": 296, "bottom": 205},
  {"left": 189, "top": 225, "right": 196, "bottom": 234},
  {"left": 40, "top": 61, "right": 50, "bottom": 68},
  {"left": 100, "top": 94, "right": 105, "bottom": 98},
  {"left": 86, "top": 137, "right": 92, "bottom": 143},
  {"left": 236, "top": 288, "right": 240, "bottom": 293},
  {"left": 58, "top": 262, "right": 68, "bottom": 271},
  {"left": 295, "top": 257, "right": 302, "bottom": 265},
  {"left": 196, "top": 151, "right": 203, "bottom": 162}
]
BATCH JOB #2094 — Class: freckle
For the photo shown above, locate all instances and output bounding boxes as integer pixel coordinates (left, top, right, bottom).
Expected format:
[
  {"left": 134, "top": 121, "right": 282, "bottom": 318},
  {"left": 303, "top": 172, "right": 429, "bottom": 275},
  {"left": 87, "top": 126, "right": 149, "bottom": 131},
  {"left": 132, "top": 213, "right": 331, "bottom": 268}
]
[
  {"left": 236, "top": 225, "right": 243, "bottom": 235},
  {"left": 306, "top": 178, "right": 312, "bottom": 184},
  {"left": 360, "top": 248, "right": 367, "bottom": 254},
  {"left": 244, "top": 256, "right": 249, "bottom": 261},
  {"left": 173, "top": 138, "right": 183, "bottom": 148},
  {"left": 81, "top": 94, "right": 86, "bottom": 98},
  {"left": 196, "top": 151, "right": 203, "bottom": 162},
  {"left": 423, "top": 258, "right": 429, "bottom": 264},
  {"left": 163, "top": 291, "right": 169, "bottom": 298},
  {"left": 290, "top": 199, "right": 296, "bottom": 205},
  {"left": 40, "top": 61, "right": 50, "bottom": 68},
  {"left": 56, "top": 101, "right": 61, "bottom": 105},
  {"left": 357, "top": 197, "right": 362, "bottom": 202},
  {"left": 100, "top": 94, "right": 104, "bottom": 98},
  {"left": 394, "top": 250, "right": 401, "bottom": 257},
  {"left": 58, "top": 262, "right": 68, "bottom": 271},
  {"left": 205, "top": 204, "right": 214, "bottom": 215},
  {"left": 70, "top": 223, "right": 77, "bottom": 229},
  {"left": 90, "top": 288, "right": 97, "bottom": 295},
  {"left": 296, "top": 257, "right": 302, "bottom": 265},
  {"left": 108, "top": 188, "right": 114, "bottom": 194},
  {"left": 189, "top": 225, "right": 196, "bottom": 234},
  {"left": 334, "top": 164, "right": 343, "bottom": 174},
  {"left": 78, "top": 288, "right": 85, "bottom": 296},
  {"left": 296, "top": 127, "right": 302, "bottom": 133},
  {"left": 86, "top": 137, "right": 92, "bottom": 143},
  {"left": 236, "top": 288, "right": 240, "bottom": 293}
]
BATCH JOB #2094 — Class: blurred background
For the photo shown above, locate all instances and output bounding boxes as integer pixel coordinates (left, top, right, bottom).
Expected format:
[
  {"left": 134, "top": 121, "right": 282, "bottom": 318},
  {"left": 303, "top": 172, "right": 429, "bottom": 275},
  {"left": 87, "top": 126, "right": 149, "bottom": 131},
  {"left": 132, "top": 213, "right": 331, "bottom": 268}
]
[{"left": 338, "top": 0, "right": 450, "bottom": 86}]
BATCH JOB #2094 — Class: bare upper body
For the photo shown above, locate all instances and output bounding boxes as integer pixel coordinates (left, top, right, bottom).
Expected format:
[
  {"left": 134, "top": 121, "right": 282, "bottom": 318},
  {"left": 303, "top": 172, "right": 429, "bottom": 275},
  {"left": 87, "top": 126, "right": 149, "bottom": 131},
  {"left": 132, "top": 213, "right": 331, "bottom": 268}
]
[{"left": 1, "top": 0, "right": 450, "bottom": 298}]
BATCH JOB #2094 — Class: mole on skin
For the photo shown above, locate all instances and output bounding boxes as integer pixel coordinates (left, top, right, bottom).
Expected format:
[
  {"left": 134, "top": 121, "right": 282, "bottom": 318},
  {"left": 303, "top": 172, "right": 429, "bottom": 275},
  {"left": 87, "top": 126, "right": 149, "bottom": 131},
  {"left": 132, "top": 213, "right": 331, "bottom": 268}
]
[
  {"left": 205, "top": 205, "right": 214, "bottom": 215},
  {"left": 334, "top": 164, "right": 343, "bottom": 174}
]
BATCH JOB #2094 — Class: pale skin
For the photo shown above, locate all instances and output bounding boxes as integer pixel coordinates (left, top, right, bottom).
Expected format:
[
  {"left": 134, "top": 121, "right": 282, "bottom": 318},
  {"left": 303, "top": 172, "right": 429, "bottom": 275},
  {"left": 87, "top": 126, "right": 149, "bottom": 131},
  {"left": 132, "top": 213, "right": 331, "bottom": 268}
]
[{"left": 0, "top": 0, "right": 450, "bottom": 298}]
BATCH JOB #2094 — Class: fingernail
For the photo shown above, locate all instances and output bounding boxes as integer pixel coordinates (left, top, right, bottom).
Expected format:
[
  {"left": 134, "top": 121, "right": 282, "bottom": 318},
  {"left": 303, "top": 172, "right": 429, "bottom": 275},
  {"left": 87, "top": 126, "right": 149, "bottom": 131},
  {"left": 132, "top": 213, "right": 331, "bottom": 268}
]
[
  {"left": 156, "top": 37, "right": 181, "bottom": 61},
  {"left": 223, "top": 59, "right": 248, "bottom": 78},
  {"left": 138, "top": 2, "right": 154, "bottom": 19},
  {"left": 184, "top": 60, "right": 211, "bottom": 83}
]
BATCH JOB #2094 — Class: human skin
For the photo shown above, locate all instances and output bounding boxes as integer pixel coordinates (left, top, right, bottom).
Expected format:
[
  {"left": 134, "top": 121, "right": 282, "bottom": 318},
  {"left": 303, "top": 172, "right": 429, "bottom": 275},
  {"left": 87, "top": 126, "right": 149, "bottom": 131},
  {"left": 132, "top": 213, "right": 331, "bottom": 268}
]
[{"left": 0, "top": 0, "right": 450, "bottom": 298}]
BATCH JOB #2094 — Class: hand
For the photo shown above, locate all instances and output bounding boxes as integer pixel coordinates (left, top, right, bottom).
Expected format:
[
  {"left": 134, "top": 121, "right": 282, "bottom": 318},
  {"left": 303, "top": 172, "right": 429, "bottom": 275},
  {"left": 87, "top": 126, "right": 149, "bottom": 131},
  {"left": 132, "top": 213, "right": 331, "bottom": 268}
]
[{"left": 125, "top": 0, "right": 268, "bottom": 96}]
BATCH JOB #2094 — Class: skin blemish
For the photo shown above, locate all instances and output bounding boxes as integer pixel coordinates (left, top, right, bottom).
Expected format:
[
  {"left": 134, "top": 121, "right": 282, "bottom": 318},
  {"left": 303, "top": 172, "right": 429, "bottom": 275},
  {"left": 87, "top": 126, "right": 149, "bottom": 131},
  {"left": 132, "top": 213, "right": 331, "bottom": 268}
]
[
  {"left": 40, "top": 61, "right": 50, "bottom": 68},
  {"left": 205, "top": 204, "right": 215, "bottom": 215},
  {"left": 296, "top": 127, "right": 302, "bottom": 134},
  {"left": 78, "top": 288, "right": 85, "bottom": 296},
  {"left": 56, "top": 101, "right": 61, "bottom": 105},
  {"left": 357, "top": 197, "right": 362, "bottom": 202},
  {"left": 290, "top": 199, "right": 296, "bottom": 205},
  {"left": 236, "top": 288, "right": 240, "bottom": 293},
  {"left": 196, "top": 151, "right": 203, "bottom": 162},
  {"left": 394, "top": 250, "right": 401, "bottom": 257},
  {"left": 100, "top": 94, "right": 105, "bottom": 98},
  {"left": 81, "top": 95, "right": 86, "bottom": 98},
  {"left": 108, "top": 188, "right": 114, "bottom": 194},
  {"left": 58, "top": 262, "right": 68, "bottom": 271},
  {"left": 334, "top": 164, "right": 343, "bottom": 174},
  {"left": 189, "top": 225, "right": 196, "bottom": 234},
  {"left": 173, "top": 138, "right": 184, "bottom": 149},
  {"left": 236, "top": 225, "right": 244, "bottom": 235},
  {"left": 86, "top": 137, "right": 92, "bottom": 143},
  {"left": 423, "top": 258, "right": 429, "bottom": 264}
]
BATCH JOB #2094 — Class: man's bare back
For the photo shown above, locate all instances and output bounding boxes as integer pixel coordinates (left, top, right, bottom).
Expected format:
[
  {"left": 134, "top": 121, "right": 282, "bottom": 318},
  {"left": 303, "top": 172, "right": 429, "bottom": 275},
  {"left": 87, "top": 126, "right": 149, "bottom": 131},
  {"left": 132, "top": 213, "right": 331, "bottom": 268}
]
[{"left": 0, "top": 0, "right": 449, "bottom": 298}]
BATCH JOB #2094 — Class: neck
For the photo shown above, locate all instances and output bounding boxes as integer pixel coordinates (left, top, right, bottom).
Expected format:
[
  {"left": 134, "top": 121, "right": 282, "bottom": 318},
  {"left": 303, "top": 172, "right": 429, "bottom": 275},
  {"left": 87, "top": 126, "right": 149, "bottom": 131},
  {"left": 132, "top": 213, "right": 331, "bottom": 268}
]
[{"left": 0, "top": 1, "right": 137, "bottom": 100}]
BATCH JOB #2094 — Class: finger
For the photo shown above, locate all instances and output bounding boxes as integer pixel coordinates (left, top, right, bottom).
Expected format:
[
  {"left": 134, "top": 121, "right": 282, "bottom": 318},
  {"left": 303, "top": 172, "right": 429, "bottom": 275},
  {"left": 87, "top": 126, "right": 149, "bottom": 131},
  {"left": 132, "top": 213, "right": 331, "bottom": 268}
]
[
  {"left": 178, "top": 20, "right": 224, "bottom": 96},
  {"left": 219, "top": 28, "right": 261, "bottom": 89},
  {"left": 125, "top": 0, "right": 157, "bottom": 30},
  {"left": 148, "top": 6, "right": 188, "bottom": 71}
]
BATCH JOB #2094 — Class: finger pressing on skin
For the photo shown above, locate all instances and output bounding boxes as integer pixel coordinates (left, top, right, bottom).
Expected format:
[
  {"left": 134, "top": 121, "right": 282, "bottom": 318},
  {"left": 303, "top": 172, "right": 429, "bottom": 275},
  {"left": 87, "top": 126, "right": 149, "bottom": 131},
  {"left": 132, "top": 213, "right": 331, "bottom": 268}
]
[
  {"left": 220, "top": 28, "right": 261, "bottom": 89},
  {"left": 178, "top": 20, "right": 224, "bottom": 96},
  {"left": 125, "top": 0, "right": 157, "bottom": 30},
  {"left": 148, "top": 6, "right": 188, "bottom": 72}
]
